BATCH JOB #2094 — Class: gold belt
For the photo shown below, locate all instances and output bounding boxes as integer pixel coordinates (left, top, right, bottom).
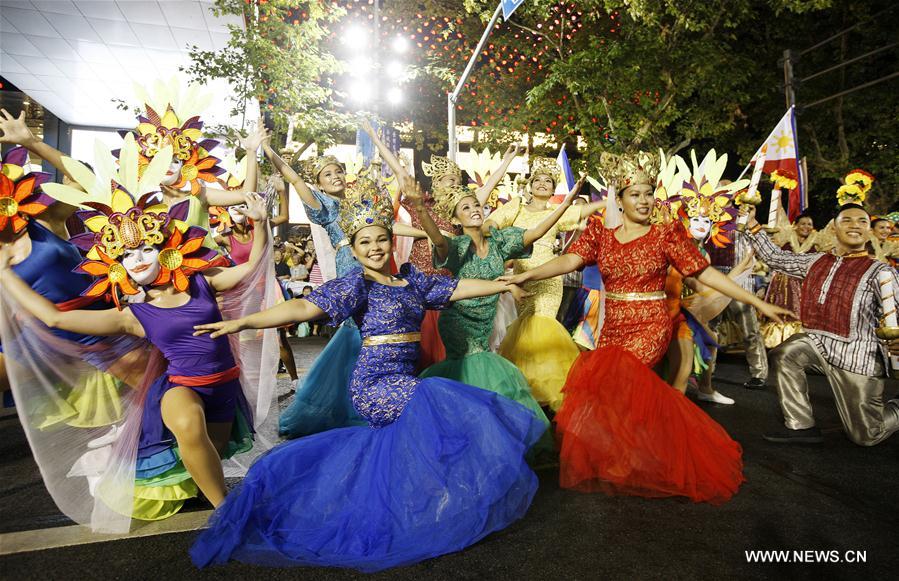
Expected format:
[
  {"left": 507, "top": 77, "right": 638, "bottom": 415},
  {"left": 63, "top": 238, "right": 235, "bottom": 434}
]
[
  {"left": 605, "top": 291, "right": 667, "bottom": 301},
  {"left": 336, "top": 239, "right": 350, "bottom": 250},
  {"left": 362, "top": 332, "right": 422, "bottom": 347}
]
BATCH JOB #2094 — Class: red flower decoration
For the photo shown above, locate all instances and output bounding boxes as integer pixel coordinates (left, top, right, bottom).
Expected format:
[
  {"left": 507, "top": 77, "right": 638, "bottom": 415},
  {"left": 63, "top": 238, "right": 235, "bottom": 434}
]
[
  {"left": 77, "top": 248, "right": 139, "bottom": 310},
  {"left": 152, "top": 227, "right": 227, "bottom": 291},
  {"left": 0, "top": 172, "right": 52, "bottom": 234}
]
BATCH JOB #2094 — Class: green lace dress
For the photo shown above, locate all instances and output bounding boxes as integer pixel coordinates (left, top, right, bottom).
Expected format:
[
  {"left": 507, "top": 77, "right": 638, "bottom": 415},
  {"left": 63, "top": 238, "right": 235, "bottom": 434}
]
[{"left": 420, "top": 227, "right": 549, "bottom": 427}]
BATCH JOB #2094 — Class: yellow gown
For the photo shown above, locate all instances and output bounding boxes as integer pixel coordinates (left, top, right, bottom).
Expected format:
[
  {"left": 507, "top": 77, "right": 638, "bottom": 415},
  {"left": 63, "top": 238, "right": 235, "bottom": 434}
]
[{"left": 487, "top": 197, "right": 582, "bottom": 409}]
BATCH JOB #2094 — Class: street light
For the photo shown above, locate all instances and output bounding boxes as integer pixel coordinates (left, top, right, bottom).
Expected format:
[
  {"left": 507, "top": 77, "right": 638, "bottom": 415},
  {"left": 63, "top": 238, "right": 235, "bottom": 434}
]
[
  {"left": 392, "top": 36, "right": 408, "bottom": 54},
  {"left": 385, "top": 61, "right": 405, "bottom": 79},
  {"left": 386, "top": 87, "right": 403, "bottom": 106}
]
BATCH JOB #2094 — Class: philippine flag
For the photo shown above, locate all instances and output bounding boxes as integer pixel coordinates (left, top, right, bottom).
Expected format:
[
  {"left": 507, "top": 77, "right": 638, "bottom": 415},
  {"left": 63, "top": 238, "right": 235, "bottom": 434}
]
[
  {"left": 749, "top": 106, "right": 806, "bottom": 221},
  {"left": 552, "top": 144, "right": 576, "bottom": 203}
]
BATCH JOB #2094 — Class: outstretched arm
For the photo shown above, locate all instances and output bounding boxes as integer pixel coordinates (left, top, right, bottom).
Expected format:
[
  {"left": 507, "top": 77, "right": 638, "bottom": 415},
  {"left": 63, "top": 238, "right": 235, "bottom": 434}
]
[
  {"left": 401, "top": 176, "right": 449, "bottom": 261},
  {"left": 0, "top": 251, "right": 143, "bottom": 337},
  {"left": 362, "top": 119, "right": 410, "bottom": 182},
  {"left": 694, "top": 266, "right": 795, "bottom": 323},
  {"left": 451, "top": 279, "right": 528, "bottom": 302},
  {"left": 270, "top": 178, "right": 289, "bottom": 226},
  {"left": 194, "top": 299, "right": 326, "bottom": 339},
  {"left": 206, "top": 193, "right": 270, "bottom": 292},
  {"left": 0, "top": 109, "right": 72, "bottom": 181},
  {"left": 499, "top": 253, "right": 585, "bottom": 286},
  {"left": 263, "top": 141, "right": 319, "bottom": 209},
  {"left": 521, "top": 177, "right": 585, "bottom": 246},
  {"left": 578, "top": 201, "right": 604, "bottom": 220},
  {"left": 741, "top": 206, "right": 815, "bottom": 277},
  {"left": 476, "top": 145, "right": 524, "bottom": 206}
]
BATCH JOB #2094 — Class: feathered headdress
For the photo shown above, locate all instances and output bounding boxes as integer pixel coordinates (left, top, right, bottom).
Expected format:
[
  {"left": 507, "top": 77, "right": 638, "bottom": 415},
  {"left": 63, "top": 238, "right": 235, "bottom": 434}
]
[
  {"left": 0, "top": 146, "right": 53, "bottom": 234},
  {"left": 671, "top": 149, "right": 749, "bottom": 248},
  {"left": 337, "top": 176, "right": 394, "bottom": 238},
  {"left": 120, "top": 78, "right": 225, "bottom": 195},
  {"left": 42, "top": 138, "right": 224, "bottom": 308}
]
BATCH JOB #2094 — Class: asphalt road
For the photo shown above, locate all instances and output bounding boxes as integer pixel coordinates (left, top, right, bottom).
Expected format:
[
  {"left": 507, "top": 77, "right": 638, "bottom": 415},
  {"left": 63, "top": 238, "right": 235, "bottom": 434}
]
[{"left": 1, "top": 337, "right": 897, "bottom": 579}]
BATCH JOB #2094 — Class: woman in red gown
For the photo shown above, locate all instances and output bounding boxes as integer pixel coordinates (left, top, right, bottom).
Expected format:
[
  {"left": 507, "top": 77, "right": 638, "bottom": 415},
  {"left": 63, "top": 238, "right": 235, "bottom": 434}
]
[{"left": 503, "top": 158, "right": 794, "bottom": 504}]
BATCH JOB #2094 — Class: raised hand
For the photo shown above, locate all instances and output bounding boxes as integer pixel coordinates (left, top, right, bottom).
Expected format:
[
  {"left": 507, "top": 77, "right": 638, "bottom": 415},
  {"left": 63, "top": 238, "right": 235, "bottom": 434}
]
[
  {"left": 361, "top": 118, "right": 376, "bottom": 137},
  {"left": 562, "top": 176, "right": 587, "bottom": 206},
  {"left": 0, "top": 109, "right": 36, "bottom": 146},
  {"left": 400, "top": 175, "right": 424, "bottom": 210},
  {"left": 193, "top": 319, "right": 245, "bottom": 338},
  {"left": 239, "top": 118, "right": 269, "bottom": 152},
  {"left": 236, "top": 192, "right": 267, "bottom": 222}
]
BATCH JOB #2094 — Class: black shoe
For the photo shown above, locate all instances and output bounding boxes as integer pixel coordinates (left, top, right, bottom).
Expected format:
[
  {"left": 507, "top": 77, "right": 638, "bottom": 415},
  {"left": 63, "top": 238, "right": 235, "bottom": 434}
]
[
  {"left": 743, "top": 378, "right": 767, "bottom": 390},
  {"left": 763, "top": 426, "right": 824, "bottom": 444}
]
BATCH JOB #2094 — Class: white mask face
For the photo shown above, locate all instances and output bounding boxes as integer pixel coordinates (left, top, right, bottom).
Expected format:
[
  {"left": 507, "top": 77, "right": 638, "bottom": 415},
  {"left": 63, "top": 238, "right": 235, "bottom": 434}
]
[
  {"left": 122, "top": 243, "right": 161, "bottom": 286},
  {"left": 688, "top": 216, "right": 713, "bottom": 241},
  {"left": 161, "top": 159, "right": 184, "bottom": 186},
  {"left": 228, "top": 204, "right": 248, "bottom": 224}
]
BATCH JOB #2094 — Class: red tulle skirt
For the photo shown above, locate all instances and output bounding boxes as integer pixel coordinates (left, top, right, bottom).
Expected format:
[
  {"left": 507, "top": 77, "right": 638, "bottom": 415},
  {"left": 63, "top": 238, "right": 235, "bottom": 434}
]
[
  {"left": 555, "top": 346, "right": 744, "bottom": 504},
  {"left": 417, "top": 310, "right": 446, "bottom": 371}
]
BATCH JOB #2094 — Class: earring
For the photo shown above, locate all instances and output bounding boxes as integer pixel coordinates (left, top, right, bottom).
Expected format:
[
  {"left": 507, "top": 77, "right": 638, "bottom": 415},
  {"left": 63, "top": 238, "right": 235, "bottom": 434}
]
[{"left": 618, "top": 206, "right": 624, "bottom": 212}]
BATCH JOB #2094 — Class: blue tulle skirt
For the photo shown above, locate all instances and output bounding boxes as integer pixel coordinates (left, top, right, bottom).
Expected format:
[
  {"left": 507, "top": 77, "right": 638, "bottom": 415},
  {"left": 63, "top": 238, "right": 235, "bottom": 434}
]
[
  {"left": 191, "top": 377, "right": 545, "bottom": 572},
  {"left": 278, "top": 324, "right": 365, "bottom": 438}
]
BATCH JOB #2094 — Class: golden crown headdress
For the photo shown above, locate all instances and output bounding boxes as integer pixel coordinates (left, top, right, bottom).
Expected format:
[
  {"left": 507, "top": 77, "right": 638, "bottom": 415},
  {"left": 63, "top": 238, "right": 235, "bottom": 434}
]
[
  {"left": 527, "top": 157, "right": 561, "bottom": 184},
  {"left": 294, "top": 154, "right": 344, "bottom": 185},
  {"left": 422, "top": 155, "right": 462, "bottom": 182},
  {"left": 598, "top": 151, "right": 658, "bottom": 191},
  {"left": 836, "top": 168, "right": 875, "bottom": 206},
  {"left": 433, "top": 184, "right": 478, "bottom": 222},
  {"left": 337, "top": 177, "right": 394, "bottom": 238}
]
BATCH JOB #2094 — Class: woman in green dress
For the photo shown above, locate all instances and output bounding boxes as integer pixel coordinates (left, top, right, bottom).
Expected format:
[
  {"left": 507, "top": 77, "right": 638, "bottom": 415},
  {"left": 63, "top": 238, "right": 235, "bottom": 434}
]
[{"left": 404, "top": 176, "right": 584, "bottom": 423}]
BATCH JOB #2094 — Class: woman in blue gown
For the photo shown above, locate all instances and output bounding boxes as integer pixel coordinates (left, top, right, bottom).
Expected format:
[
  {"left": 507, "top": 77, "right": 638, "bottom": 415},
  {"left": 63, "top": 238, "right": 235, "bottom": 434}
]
[
  {"left": 263, "top": 146, "right": 427, "bottom": 437},
  {"left": 190, "top": 186, "right": 545, "bottom": 572}
]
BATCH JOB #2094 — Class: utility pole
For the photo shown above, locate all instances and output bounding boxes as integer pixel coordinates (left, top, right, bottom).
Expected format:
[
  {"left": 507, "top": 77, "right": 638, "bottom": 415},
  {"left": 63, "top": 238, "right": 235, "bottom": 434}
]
[{"left": 782, "top": 49, "right": 796, "bottom": 108}]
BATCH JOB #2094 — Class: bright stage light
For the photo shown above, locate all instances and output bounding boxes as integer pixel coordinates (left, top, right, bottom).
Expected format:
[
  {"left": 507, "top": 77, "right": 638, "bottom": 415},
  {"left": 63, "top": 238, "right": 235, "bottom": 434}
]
[
  {"left": 386, "top": 61, "right": 405, "bottom": 78},
  {"left": 348, "top": 80, "right": 372, "bottom": 104},
  {"left": 348, "top": 57, "right": 375, "bottom": 75},
  {"left": 392, "top": 36, "right": 408, "bottom": 54},
  {"left": 342, "top": 24, "right": 369, "bottom": 50},
  {"left": 386, "top": 87, "right": 404, "bottom": 105}
]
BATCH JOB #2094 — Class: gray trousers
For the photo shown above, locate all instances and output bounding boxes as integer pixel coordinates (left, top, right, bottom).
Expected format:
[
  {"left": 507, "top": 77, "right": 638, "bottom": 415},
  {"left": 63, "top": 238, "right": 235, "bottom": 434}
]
[
  {"left": 710, "top": 299, "right": 768, "bottom": 380},
  {"left": 770, "top": 334, "right": 899, "bottom": 446}
]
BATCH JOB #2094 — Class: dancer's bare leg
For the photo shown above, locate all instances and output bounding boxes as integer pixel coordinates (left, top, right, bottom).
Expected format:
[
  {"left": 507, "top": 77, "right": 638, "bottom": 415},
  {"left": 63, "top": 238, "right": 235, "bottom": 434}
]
[{"left": 161, "top": 387, "right": 227, "bottom": 507}]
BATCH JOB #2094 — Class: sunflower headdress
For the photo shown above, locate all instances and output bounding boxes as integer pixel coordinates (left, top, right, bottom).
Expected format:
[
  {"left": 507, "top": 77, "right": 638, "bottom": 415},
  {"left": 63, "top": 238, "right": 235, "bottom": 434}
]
[
  {"left": 836, "top": 168, "right": 875, "bottom": 207},
  {"left": 651, "top": 150, "right": 685, "bottom": 224},
  {"left": 670, "top": 149, "right": 750, "bottom": 248},
  {"left": 42, "top": 138, "right": 224, "bottom": 308},
  {"left": 0, "top": 146, "right": 53, "bottom": 234},
  {"left": 120, "top": 78, "right": 225, "bottom": 195},
  {"left": 337, "top": 176, "right": 394, "bottom": 238}
]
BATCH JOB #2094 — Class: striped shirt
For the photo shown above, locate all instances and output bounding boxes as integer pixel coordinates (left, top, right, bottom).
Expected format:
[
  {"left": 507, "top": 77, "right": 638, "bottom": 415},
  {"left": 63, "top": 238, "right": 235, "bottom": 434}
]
[{"left": 745, "top": 231, "right": 896, "bottom": 376}]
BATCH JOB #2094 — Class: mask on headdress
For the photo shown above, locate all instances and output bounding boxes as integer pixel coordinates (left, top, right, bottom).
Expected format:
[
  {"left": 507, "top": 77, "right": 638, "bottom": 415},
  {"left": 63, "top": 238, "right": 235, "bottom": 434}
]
[
  {"left": 669, "top": 149, "right": 749, "bottom": 247},
  {"left": 122, "top": 79, "right": 225, "bottom": 196},
  {"left": 337, "top": 177, "right": 394, "bottom": 239},
  {"left": 0, "top": 146, "right": 53, "bottom": 235},
  {"left": 42, "top": 138, "right": 224, "bottom": 309}
]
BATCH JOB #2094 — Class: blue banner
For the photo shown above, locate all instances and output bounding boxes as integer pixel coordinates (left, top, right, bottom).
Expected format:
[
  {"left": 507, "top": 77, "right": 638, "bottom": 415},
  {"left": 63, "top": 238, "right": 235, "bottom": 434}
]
[{"left": 501, "top": 0, "right": 526, "bottom": 21}]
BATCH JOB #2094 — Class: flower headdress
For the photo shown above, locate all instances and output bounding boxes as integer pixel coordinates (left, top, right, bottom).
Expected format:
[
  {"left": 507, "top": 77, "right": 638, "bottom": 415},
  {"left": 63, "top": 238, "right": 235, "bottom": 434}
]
[
  {"left": 433, "top": 184, "right": 478, "bottom": 222},
  {"left": 42, "top": 138, "right": 224, "bottom": 308},
  {"left": 836, "top": 168, "right": 875, "bottom": 206},
  {"left": 671, "top": 149, "right": 750, "bottom": 247},
  {"left": 422, "top": 155, "right": 463, "bottom": 183},
  {"left": 0, "top": 146, "right": 53, "bottom": 234},
  {"left": 121, "top": 78, "right": 225, "bottom": 195},
  {"left": 337, "top": 176, "right": 394, "bottom": 238},
  {"left": 527, "top": 157, "right": 561, "bottom": 185},
  {"left": 651, "top": 150, "right": 684, "bottom": 224}
]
